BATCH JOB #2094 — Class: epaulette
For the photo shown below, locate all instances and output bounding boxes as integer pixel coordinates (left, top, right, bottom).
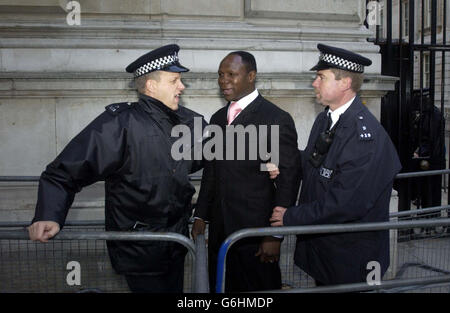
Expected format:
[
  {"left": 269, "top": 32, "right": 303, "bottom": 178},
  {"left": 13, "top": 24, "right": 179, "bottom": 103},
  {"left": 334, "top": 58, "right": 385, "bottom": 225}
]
[
  {"left": 105, "top": 102, "right": 134, "bottom": 115},
  {"left": 355, "top": 114, "right": 374, "bottom": 141}
]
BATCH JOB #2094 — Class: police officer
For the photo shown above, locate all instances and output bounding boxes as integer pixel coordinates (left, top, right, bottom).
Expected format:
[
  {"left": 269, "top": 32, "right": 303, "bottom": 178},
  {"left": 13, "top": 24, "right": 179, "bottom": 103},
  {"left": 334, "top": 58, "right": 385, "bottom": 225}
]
[
  {"left": 28, "top": 44, "right": 206, "bottom": 293},
  {"left": 270, "top": 44, "right": 402, "bottom": 285}
]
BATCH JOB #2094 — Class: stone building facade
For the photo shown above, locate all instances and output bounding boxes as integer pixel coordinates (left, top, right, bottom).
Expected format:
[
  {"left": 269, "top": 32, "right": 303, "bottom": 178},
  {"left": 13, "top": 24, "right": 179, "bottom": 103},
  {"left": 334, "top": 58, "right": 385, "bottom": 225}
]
[{"left": 0, "top": 0, "right": 396, "bottom": 222}]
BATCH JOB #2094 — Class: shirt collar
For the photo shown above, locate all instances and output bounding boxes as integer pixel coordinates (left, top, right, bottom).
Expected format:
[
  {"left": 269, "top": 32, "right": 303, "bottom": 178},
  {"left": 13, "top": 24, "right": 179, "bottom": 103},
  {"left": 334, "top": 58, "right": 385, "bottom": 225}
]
[
  {"left": 229, "top": 88, "right": 259, "bottom": 111},
  {"left": 328, "top": 96, "right": 355, "bottom": 129}
]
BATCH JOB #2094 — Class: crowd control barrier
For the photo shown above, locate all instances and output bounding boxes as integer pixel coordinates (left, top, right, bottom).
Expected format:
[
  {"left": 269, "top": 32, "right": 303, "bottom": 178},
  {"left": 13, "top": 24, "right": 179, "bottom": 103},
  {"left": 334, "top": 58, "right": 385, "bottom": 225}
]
[{"left": 215, "top": 218, "right": 450, "bottom": 293}]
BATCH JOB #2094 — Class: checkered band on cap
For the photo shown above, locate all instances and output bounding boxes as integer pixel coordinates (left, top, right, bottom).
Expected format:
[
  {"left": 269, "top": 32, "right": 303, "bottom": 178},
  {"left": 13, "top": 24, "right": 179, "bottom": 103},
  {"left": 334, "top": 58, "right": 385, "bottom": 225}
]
[
  {"left": 134, "top": 52, "right": 179, "bottom": 77},
  {"left": 320, "top": 53, "right": 364, "bottom": 73}
]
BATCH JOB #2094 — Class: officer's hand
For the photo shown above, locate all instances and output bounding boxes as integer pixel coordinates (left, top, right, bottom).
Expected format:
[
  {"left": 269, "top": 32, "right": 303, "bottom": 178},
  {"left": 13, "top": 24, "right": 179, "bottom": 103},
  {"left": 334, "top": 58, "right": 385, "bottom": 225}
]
[
  {"left": 28, "top": 221, "right": 60, "bottom": 242},
  {"left": 270, "top": 206, "right": 287, "bottom": 227},
  {"left": 255, "top": 236, "right": 281, "bottom": 263},
  {"left": 191, "top": 218, "right": 206, "bottom": 241},
  {"left": 267, "top": 163, "right": 280, "bottom": 180}
]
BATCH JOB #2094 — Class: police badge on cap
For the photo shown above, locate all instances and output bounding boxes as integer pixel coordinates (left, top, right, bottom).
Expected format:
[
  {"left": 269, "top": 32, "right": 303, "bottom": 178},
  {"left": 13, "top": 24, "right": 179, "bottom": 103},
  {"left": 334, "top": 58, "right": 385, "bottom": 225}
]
[
  {"left": 310, "top": 44, "right": 372, "bottom": 73},
  {"left": 126, "top": 44, "right": 189, "bottom": 78}
]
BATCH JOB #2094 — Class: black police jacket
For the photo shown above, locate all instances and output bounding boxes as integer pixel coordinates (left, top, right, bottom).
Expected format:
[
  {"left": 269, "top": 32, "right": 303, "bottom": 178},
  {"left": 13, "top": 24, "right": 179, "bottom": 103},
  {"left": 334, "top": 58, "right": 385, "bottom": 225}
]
[
  {"left": 284, "top": 96, "right": 402, "bottom": 285},
  {"left": 32, "top": 94, "right": 205, "bottom": 274}
]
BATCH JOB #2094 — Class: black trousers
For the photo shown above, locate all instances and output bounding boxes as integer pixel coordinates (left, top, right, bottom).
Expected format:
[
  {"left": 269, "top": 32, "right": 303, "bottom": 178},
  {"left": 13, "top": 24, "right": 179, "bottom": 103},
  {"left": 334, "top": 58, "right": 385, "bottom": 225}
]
[
  {"left": 315, "top": 280, "right": 326, "bottom": 286},
  {"left": 208, "top": 238, "right": 282, "bottom": 293},
  {"left": 125, "top": 259, "right": 185, "bottom": 293}
]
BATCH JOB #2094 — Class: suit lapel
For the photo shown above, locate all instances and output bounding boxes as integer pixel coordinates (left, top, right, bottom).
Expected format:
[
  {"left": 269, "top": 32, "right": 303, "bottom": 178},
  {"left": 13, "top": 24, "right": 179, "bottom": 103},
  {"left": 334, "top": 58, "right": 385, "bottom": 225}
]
[
  {"left": 217, "top": 105, "right": 229, "bottom": 127},
  {"left": 230, "top": 94, "right": 262, "bottom": 126}
]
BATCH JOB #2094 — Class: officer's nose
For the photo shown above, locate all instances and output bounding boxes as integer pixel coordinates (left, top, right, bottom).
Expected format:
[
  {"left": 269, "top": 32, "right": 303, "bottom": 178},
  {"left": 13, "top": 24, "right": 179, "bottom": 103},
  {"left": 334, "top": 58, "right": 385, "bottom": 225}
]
[{"left": 312, "top": 77, "right": 319, "bottom": 88}]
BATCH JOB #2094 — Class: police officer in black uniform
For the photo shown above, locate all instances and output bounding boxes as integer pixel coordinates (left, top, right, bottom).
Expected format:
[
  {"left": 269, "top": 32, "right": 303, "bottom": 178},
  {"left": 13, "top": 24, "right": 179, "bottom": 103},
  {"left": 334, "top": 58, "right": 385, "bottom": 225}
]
[
  {"left": 270, "top": 44, "right": 402, "bottom": 285},
  {"left": 28, "top": 44, "right": 206, "bottom": 293}
]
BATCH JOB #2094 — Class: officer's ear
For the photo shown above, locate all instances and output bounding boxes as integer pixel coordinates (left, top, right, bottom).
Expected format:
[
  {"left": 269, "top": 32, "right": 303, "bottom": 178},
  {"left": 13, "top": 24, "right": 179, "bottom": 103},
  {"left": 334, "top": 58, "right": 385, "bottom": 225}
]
[
  {"left": 340, "top": 76, "right": 352, "bottom": 92},
  {"left": 145, "top": 78, "right": 158, "bottom": 96}
]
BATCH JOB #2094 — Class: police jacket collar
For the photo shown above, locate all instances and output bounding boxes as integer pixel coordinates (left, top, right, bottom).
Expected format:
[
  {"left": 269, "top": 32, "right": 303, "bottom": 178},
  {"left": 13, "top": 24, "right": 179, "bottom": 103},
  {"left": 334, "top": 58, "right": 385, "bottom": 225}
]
[
  {"left": 139, "top": 93, "right": 180, "bottom": 124},
  {"left": 327, "top": 96, "right": 355, "bottom": 129},
  {"left": 326, "top": 95, "right": 362, "bottom": 130}
]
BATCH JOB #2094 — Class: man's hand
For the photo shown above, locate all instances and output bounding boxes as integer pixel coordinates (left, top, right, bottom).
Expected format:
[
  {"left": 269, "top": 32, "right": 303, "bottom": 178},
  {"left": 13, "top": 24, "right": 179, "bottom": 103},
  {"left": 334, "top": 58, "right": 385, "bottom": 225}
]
[
  {"left": 266, "top": 163, "right": 280, "bottom": 180},
  {"left": 270, "top": 206, "right": 287, "bottom": 227},
  {"left": 255, "top": 236, "right": 281, "bottom": 263},
  {"left": 28, "top": 221, "right": 60, "bottom": 242},
  {"left": 191, "top": 218, "right": 206, "bottom": 241}
]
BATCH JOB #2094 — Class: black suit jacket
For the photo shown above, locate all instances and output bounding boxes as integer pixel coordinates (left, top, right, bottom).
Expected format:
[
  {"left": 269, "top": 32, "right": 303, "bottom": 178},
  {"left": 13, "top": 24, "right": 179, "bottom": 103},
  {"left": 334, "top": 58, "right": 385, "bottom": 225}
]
[{"left": 195, "top": 94, "right": 301, "bottom": 249}]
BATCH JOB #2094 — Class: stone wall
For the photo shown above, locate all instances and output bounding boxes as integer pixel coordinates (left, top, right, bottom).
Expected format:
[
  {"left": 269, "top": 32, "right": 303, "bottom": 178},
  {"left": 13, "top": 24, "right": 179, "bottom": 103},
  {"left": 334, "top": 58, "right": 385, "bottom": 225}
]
[{"left": 0, "top": 0, "right": 396, "bottom": 222}]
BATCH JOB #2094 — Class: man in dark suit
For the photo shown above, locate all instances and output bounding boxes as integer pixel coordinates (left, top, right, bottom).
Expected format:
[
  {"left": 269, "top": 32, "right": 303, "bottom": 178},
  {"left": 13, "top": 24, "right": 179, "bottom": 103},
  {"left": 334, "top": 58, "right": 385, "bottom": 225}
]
[
  {"left": 270, "top": 44, "right": 401, "bottom": 286},
  {"left": 191, "top": 51, "right": 301, "bottom": 292}
]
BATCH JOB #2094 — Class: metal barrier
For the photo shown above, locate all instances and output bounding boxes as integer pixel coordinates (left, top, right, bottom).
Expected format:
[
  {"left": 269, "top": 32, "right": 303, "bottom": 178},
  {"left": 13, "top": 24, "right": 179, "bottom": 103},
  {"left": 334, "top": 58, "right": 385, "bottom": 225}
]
[
  {"left": 212, "top": 169, "right": 450, "bottom": 292},
  {"left": 1, "top": 169, "right": 450, "bottom": 293},
  {"left": 215, "top": 218, "right": 450, "bottom": 293},
  {"left": 390, "top": 205, "right": 450, "bottom": 218},
  {"left": 395, "top": 169, "right": 450, "bottom": 179},
  {"left": 0, "top": 175, "right": 205, "bottom": 293},
  {"left": 262, "top": 275, "right": 450, "bottom": 293},
  {"left": 0, "top": 175, "right": 203, "bottom": 182},
  {"left": 3, "top": 170, "right": 449, "bottom": 183},
  {"left": 0, "top": 227, "right": 199, "bottom": 293},
  {"left": 193, "top": 234, "right": 209, "bottom": 293},
  {"left": 0, "top": 221, "right": 209, "bottom": 293}
]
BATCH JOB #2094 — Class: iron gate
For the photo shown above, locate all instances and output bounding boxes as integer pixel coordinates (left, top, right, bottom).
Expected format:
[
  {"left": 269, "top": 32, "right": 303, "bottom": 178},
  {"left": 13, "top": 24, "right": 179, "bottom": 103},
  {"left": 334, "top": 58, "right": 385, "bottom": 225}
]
[{"left": 366, "top": 0, "right": 449, "bottom": 211}]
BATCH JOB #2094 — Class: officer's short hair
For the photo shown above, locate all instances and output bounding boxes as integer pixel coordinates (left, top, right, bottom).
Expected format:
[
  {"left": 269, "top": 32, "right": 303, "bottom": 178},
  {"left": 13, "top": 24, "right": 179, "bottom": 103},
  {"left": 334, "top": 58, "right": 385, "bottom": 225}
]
[
  {"left": 228, "top": 51, "right": 257, "bottom": 73},
  {"left": 329, "top": 68, "right": 364, "bottom": 93},
  {"left": 134, "top": 71, "right": 162, "bottom": 94}
]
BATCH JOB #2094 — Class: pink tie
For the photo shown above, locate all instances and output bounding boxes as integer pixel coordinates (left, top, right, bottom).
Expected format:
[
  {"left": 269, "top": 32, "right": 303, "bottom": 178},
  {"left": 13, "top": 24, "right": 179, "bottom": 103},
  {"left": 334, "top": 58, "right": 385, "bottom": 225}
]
[{"left": 227, "top": 101, "right": 242, "bottom": 125}]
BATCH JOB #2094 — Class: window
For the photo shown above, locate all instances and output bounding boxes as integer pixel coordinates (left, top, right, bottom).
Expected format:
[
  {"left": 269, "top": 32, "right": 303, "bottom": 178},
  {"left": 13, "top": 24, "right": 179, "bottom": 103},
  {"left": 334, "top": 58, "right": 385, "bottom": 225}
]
[
  {"left": 379, "top": 8, "right": 384, "bottom": 37},
  {"left": 402, "top": 0, "right": 409, "bottom": 37},
  {"left": 423, "top": 0, "right": 443, "bottom": 30},
  {"left": 422, "top": 52, "right": 430, "bottom": 88},
  {"left": 423, "top": 0, "right": 431, "bottom": 29}
]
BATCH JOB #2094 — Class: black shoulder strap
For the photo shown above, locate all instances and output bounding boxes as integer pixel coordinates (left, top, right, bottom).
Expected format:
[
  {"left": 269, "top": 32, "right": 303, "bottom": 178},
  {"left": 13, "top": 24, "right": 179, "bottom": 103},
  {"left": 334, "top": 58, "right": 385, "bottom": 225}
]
[{"left": 105, "top": 102, "right": 134, "bottom": 115}]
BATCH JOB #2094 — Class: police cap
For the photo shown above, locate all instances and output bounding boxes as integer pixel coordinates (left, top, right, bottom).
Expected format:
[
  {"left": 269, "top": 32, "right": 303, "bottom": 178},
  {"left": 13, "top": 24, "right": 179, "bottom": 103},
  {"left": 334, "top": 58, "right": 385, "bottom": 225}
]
[
  {"left": 126, "top": 44, "right": 189, "bottom": 78},
  {"left": 310, "top": 43, "right": 372, "bottom": 73}
]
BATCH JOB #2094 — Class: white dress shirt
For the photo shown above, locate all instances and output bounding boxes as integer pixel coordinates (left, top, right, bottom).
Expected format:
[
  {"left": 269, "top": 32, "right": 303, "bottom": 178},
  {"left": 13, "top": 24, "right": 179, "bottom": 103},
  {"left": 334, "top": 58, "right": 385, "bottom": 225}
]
[
  {"left": 227, "top": 88, "right": 259, "bottom": 121},
  {"left": 328, "top": 96, "right": 355, "bottom": 129}
]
